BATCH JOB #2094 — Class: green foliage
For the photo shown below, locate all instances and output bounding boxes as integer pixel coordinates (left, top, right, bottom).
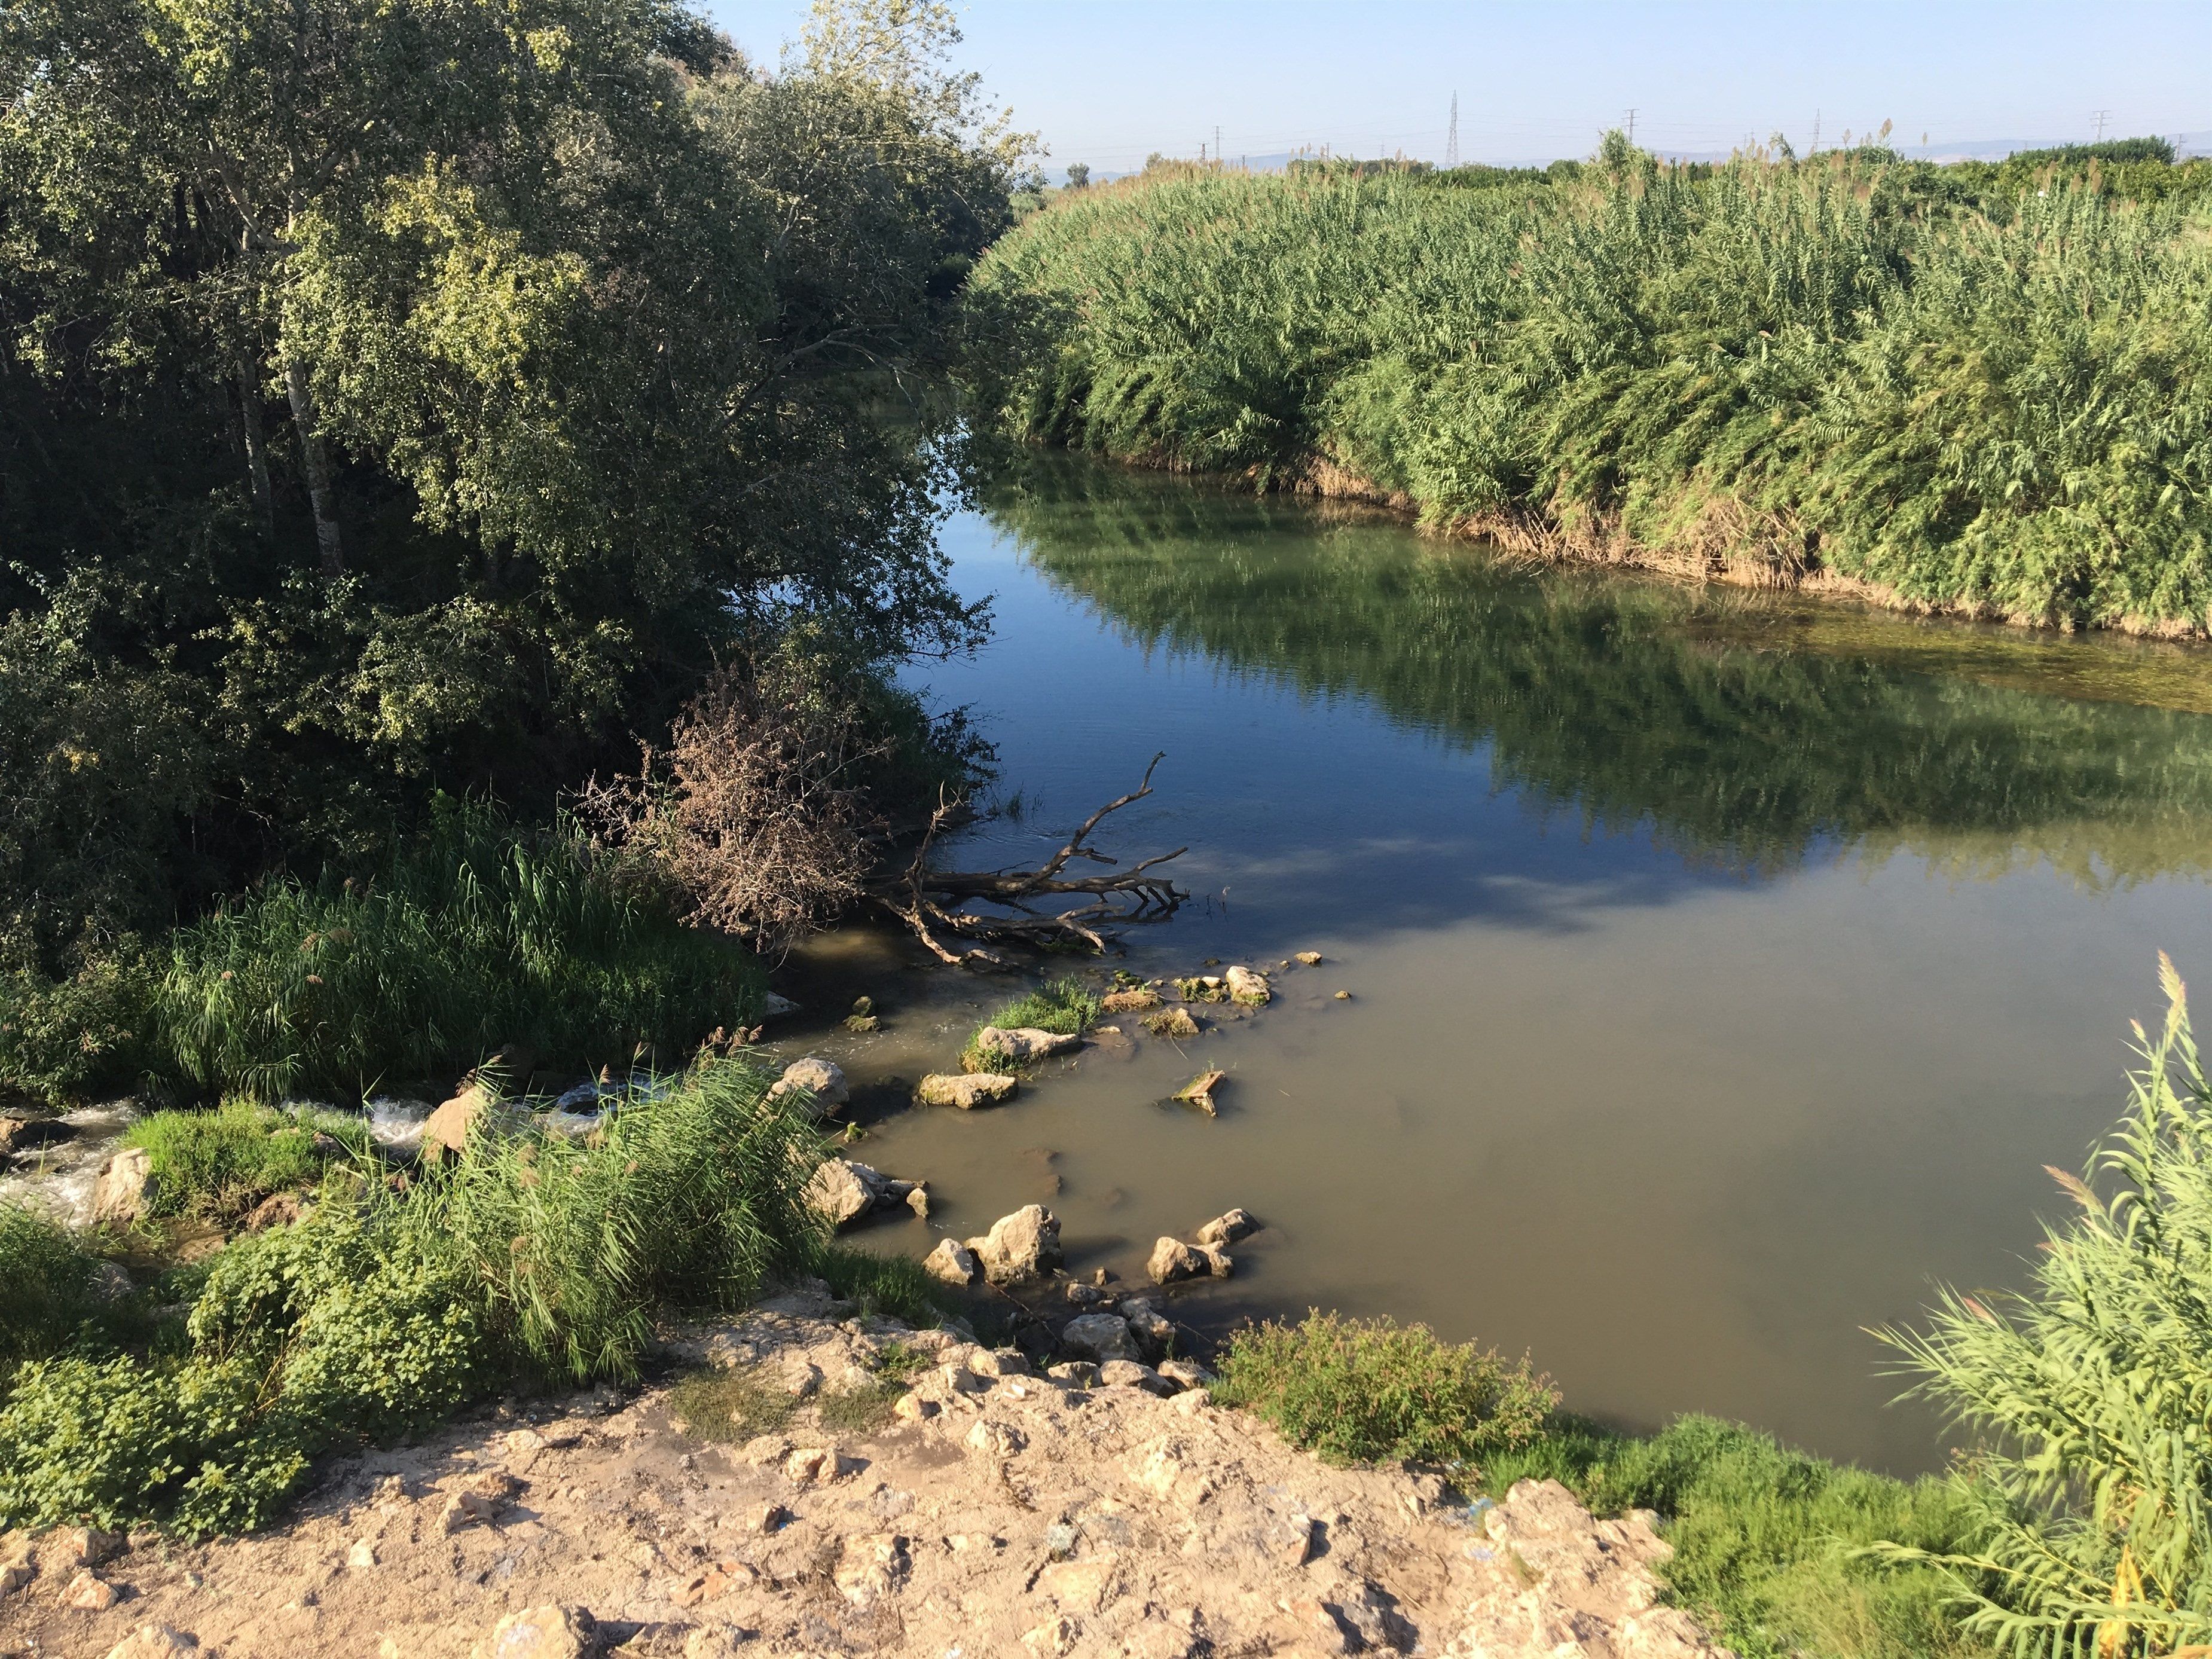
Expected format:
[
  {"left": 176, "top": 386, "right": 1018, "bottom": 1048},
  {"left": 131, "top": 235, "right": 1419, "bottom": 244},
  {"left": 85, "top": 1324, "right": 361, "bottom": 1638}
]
[
  {"left": 971, "top": 143, "right": 2212, "bottom": 635},
  {"left": 0, "top": 1205, "right": 113, "bottom": 1383},
  {"left": 0, "top": 0, "right": 1017, "bottom": 981},
  {"left": 816, "top": 1375, "right": 902, "bottom": 1433},
  {"left": 1210, "top": 1310, "right": 1556, "bottom": 1469},
  {"left": 155, "top": 802, "right": 762, "bottom": 1101},
  {"left": 961, "top": 976, "right": 1098, "bottom": 1070},
  {"left": 1875, "top": 960, "right": 2212, "bottom": 1654},
  {"left": 0, "top": 948, "right": 155, "bottom": 1104},
  {"left": 815, "top": 1242, "right": 958, "bottom": 1328},
  {"left": 1482, "top": 1414, "right": 1993, "bottom": 1659},
  {"left": 121, "top": 1101, "right": 373, "bottom": 1223},
  {"left": 0, "top": 1055, "right": 827, "bottom": 1535},
  {"left": 668, "top": 1365, "right": 799, "bottom": 1443}
]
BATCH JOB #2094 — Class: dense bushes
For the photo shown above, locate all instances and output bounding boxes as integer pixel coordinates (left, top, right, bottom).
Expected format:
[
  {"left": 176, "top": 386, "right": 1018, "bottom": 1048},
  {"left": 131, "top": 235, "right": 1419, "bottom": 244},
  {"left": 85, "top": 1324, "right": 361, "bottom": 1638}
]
[
  {"left": 971, "top": 142, "right": 2212, "bottom": 634},
  {"left": 0, "top": 1056, "right": 827, "bottom": 1536},
  {"left": 1211, "top": 1311, "right": 1556, "bottom": 1466}
]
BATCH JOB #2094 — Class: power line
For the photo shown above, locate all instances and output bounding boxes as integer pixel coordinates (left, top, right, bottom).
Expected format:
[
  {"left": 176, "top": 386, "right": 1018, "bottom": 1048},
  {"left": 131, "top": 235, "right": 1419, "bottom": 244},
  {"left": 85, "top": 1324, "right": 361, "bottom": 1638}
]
[
  {"left": 1624, "top": 106, "right": 1637, "bottom": 143},
  {"left": 1446, "top": 92, "right": 1459, "bottom": 168},
  {"left": 2091, "top": 108, "right": 2111, "bottom": 142}
]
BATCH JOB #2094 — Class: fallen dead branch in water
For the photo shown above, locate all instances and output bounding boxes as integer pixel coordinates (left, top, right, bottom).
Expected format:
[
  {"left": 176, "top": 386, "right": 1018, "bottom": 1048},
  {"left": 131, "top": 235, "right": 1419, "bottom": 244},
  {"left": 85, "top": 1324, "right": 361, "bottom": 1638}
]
[{"left": 874, "top": 753, "right": 1188, "bottom": 971}]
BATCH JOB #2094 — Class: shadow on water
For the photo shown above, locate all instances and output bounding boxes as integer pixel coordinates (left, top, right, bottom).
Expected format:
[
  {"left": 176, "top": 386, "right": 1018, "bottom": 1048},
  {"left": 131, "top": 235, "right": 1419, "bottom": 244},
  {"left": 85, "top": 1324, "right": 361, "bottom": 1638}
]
[{"left": 988, "top": 454, "right": 2212, "bottom": 890}]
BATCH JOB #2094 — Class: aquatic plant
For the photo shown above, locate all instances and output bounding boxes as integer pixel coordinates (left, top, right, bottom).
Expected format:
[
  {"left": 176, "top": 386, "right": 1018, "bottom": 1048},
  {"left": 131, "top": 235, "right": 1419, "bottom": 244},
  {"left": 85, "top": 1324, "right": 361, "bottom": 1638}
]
[
  {"left": 1875, "top": 957, "right": 2212, "bottom": 1654},
  {"left": 960, "top": 976, "right": 1099, "bottom": 1070},
  {"left": 120, "top": 1101, "right": 375, "bottom": 1223}
]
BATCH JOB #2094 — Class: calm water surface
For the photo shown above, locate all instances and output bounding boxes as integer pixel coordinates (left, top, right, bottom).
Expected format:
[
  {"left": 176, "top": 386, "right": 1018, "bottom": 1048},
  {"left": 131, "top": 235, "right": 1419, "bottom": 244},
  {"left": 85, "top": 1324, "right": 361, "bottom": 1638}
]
[{"left": 784, "top": 460, "right": 2212, "bottom": 1476}]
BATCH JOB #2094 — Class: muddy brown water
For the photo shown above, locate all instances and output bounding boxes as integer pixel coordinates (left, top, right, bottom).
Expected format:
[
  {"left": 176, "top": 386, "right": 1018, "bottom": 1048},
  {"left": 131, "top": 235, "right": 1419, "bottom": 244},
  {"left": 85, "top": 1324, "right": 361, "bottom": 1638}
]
[{"left": 770, "top": 460, "right": 2212, "bottom": 1478}]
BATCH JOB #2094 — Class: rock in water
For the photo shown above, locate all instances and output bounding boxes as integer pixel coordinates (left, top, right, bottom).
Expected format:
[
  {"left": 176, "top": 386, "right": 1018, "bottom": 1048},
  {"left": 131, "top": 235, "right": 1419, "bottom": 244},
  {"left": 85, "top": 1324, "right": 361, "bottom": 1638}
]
[
  {"left": 1196, "top": 1208, "right": 1260, "bottom": 1247},
  {"left": 1147, "top": 1236, "right": 1205, "bottom": 1285},
  {"left": 806, "top": 1159, "right": 879, "bottom": 1226},
  {"left": 1172, "top": 1070, "right": 1226, "bottom": 1115},
  {"left": 1059, "top": 1312, "right": 1139, "bottom": 1363},
  {"left": 1294, "top": 951, "right": 1324, "bottom": 966},
  {"left": 915, "top": 1073, "right": 1018, "bottom": 1110},
  {"left": 767, "top": 1057, "right": 849, "bottom": 1117},
  {"left": 418, "top": 1082, "right": 494, "bottom": 1163},
  {"left": 1224, "top": 966, "right": 1271, "bottom": 1006},
  {"left": 1119, "top": 1297, "right": 1174, "bottom": 1359},
  {"left": 924, "top": 1238, "right": 980, "bottom": 1286},
  {"left": 1099, "top": 987, "right": 1161, "bottom": 1013},
  {"left": 967, "top": 1026, "right": 1082, "bottom": 1069},
  {"left": 1142, "top": 1007, "right": 1201, "bottom": 1040},
  {"left": 966, "top": 1204, "right": 1061, "bottom": 1284},
  {"left": 91, "top": 1147, "right": 157, "bottom": 1224}
]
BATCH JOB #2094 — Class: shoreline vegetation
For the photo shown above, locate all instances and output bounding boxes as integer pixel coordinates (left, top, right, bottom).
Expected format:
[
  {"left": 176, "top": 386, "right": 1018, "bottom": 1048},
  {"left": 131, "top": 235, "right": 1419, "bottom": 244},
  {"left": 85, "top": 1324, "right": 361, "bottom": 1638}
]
[{"left": 966, "top": 135, "right": 2212, "bottom": 640}]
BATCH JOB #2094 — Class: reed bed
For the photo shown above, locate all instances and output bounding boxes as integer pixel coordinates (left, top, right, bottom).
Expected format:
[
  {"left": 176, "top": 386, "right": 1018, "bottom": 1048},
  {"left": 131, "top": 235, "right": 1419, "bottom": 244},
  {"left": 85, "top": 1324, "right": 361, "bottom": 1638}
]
[{"left": 971, "top": 145, "right": 2212, "bottom": 634}]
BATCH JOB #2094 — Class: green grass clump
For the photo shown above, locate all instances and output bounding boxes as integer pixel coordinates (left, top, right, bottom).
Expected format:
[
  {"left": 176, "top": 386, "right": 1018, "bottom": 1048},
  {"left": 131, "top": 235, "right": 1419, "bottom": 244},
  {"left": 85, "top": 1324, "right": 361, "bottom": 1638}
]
[
  {"left": 155, "top": 799, "right": 763, "bottom": 1103},
  {"left": 960, "top": 976, "right": 1099, "bottom": 1071},
  {"left": 1481, "top": 1414, "right": 1993, "bottom": 1659},
  {"left": 816, "top": 1242, "right": 959, "bottom": 1328},
  {"left": 1211, "top": 1310, "right": 1556, "bottom": 1469},
  {"left": 668, "top": 1365, "right": 800, "bottom": 1443},
  {"left": 0, "top": 1053, "right": 826, "bottom": 1536},
  {"left": 0, "top": 1205, "right": 117, "bottom": 1385},
  {"left": 120, "top": 1101, "right": 375, "bottom": 1224}
]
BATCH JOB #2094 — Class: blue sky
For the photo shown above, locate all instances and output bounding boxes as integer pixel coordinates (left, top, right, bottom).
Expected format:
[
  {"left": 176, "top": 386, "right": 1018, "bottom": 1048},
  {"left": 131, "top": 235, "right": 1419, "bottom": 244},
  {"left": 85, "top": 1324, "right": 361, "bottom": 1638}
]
[{"left": 706, "top": 1, "right": 2210, "bottom": 173}]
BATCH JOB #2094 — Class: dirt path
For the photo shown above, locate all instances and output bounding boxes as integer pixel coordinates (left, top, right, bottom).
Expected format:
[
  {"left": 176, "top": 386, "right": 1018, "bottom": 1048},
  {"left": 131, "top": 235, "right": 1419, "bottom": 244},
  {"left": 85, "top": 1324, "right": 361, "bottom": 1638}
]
[{"left": 0, "top": 1285, "right": 1731, "bottom": 1659}]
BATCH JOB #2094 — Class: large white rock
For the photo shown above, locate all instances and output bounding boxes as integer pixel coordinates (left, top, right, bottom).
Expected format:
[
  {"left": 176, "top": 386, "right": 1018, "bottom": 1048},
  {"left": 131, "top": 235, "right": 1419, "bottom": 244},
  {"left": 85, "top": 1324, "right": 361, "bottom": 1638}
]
[
  {"left": 924, "top": 1238, "right": 980, "bottom": 1286},
  {"left": 1059, "top": 1313, "right": 1139, "bottom": 1364},
  {"left": 91, "top": 1147, "right": 157, "bottom": 1225},
  {"left": 473, "top": 1604, "right": 597, "bottom": 1659},
  {"left": 916, "top": 1073, "right": 1018, "bottom": 1110},
  {"left": 968, "top": 1026, "right": 1082, "bottom": 1068},
  {"left": 1224, "top": 966, "right": 1271, "bottom": 1007},
  {"left": 1196, "top": 1208, "right": 1260, "bottom": 1247},
  {"left": 807, "top": 1159, "right": 880, "bottom": 1226},
  {"left": 1147, "top": 1235, "right": 1204, "bottom": 1285},
  {"left": 966, "top": 1205, "right": 1062, "bottom": 1284},
  {"left": 768, "top": 1057, "right": 848, "bottom": 1117}
]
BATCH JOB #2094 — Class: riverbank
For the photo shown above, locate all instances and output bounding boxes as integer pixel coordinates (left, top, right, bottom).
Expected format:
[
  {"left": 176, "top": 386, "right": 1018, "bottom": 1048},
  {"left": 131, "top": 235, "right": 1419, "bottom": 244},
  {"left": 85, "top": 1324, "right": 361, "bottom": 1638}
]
[
  {"left": 967, "top": 149, "right": 2212, "bottom": 639},
  {"left": 0, "top": 1288, "right": 1734, "bottom": 1659}
]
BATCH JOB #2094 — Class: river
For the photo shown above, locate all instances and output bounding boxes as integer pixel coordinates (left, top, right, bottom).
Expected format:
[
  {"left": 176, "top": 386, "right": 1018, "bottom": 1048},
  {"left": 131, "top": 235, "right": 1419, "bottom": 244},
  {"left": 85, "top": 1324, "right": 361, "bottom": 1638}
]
[{"left": 775, "top": 455, "right": 2212, "bottom": 1477}]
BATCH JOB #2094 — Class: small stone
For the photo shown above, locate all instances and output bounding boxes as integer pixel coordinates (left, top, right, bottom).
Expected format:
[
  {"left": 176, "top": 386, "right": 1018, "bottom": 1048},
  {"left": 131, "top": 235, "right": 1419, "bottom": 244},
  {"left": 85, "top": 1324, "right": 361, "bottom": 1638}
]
[
  {"left": 1064, "top": 1281, "right": 1104, "bottom": 1306},
  {"left": 1098, "top": 1361, "right": 1174, "bottom": 1395},
  {"left": 833, "top": 1532, "right": 911, "bottom": 1608},
  {"left": 101, "top": 1629, "right": 198, "bottom": 1659},
  {"left": 52, "top": 1524, "right": 124, "bottom": 1568},
  {"left": 1059, "top": 1312, "right": 1139, "bottom": 1364},
  {"left": 916, "top": 1073, "right": 1019, "bottom": 1110},
  {"left": 1196, "top": 1245, "right": 1233, "bottom": 1279},
  {"left": 439, "top": 1470, "right": 522, "bottom": 1534},
  {"left": 1156, "top": 1358, "right": 1215, "bottom": 1391},
  {"left": 923, "top": 1238, "right": 981, "bottom": 1286},
  {"left": 740, "top": 1433, "right": 791, "bottom": 1465},
  {"left": 473, "top": 1603, "right": 596, "bottom": 1659},
  {"left": 767, "top": 1057, "right": 850, "bottom": 1117},
  {"left": 843, "top": 1014, "right": 879, "bottom": 1033},
  {"left": 1295, "top": 951, "right": 1324, "bottom": 966},
  {"left": 964, "top": 1419, "right": 1027, "bottom": 1456},
  {"left": 754, "top": 1502, "right": 790, "bottom": 1533},
  {"left": 1147, "top": 1236, "right": 1205, "bottom": 1285},
  {"left": 852, "top": 995, "right": 875, "bottom": 1017},
  {"left": 892, "top": 1392, "right": 936, "bottom": 1422},
  {"left": 1334, "top": 989, "right": 1352, "bottom": 1000},
  {"left": 783, "top": 1445, "right": 842, "bottom": 1483},
  {"left": 346, "top": 1539, "right": 378, "bottom": 1570},
  {"left": 940, "top": 1364, "right": 988, "bottom": 1394},
  {"left": 905, "top": 1184, "right": 931, "bottom": 1219},
  {"left": 1022, "top": 1615, "right": 1081, "bottom": 1657},
  {"left": 0, "top": 1562, "right": 30, "bottom": 1599},
  {"left": 1047, "top": 1361, "right": 1101, "bottom": 1387},
  {"left": 1196, "top": 1208, "right": 1260, "bottom": 1246},
  {"left": 1120, "top": 1299, "right": 1174, "bottom": 1359},
  {"left": 968, "top": 1348, "right": 1030, "bottom": 1377},
  {"left": 66, "top": 1569, "right": 120, "bottom": 1610}
]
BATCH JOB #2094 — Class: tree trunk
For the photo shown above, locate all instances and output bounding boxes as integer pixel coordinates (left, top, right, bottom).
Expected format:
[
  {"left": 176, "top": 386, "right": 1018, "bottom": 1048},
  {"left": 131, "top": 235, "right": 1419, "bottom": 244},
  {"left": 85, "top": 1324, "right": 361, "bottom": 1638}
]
[
  {"left": 285, "top": 359, "right": 343, "bottom": 575},
  {"left": 236, "top": 356, "right": 274, "bottom": 539}
]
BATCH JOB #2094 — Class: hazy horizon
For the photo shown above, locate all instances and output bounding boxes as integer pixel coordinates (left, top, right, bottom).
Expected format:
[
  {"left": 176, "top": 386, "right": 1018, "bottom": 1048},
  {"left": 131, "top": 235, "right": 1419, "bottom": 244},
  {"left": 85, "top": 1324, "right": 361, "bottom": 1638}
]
[{"left": 707, "top": 0, "right": 2211, "bottom": 176}]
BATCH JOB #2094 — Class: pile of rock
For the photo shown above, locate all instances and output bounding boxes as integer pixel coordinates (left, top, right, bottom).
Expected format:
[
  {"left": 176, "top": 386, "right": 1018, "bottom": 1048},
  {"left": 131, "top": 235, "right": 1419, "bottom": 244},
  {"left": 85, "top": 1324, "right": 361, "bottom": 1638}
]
[
  {"left": 1172, "top": 966, "right": 1271, "bottom": 1008},
  {"left": 806, "top": 1157, "right": 930, "bottom": 1227},
  {"left": 924, "top": 1203, "right": 1061, "bottom": 1287},
  {"left": 1148, "top": 1208, "right": 1261, "bottom": 1285}
]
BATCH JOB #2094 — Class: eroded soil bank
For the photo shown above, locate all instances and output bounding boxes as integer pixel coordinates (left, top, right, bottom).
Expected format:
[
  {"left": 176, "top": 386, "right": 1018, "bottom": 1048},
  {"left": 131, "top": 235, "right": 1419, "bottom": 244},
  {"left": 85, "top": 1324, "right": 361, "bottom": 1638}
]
[{"left": 0, "top": 1283, "right": 1730, "bottom": 1659}]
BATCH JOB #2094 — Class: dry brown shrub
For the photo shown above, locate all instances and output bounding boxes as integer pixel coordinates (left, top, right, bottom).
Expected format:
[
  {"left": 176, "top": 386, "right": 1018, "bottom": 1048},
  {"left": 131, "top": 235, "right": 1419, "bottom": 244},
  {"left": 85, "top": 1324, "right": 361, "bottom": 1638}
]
[{"left": 582, "top": 653, "right": 890, "bottom": 956}]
